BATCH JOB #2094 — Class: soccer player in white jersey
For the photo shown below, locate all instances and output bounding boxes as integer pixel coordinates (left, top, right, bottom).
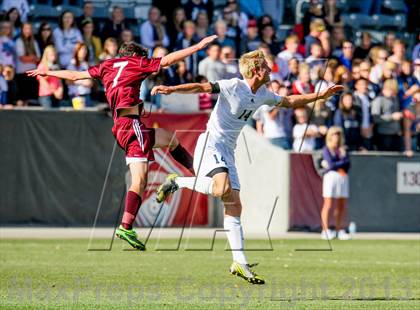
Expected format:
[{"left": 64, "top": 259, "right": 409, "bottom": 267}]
[{"left": 151, "top": 50, "right": 344, "bottom": 284}]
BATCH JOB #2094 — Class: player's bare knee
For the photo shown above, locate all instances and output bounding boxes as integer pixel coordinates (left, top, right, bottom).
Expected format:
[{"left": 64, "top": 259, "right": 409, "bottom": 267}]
[
  {"left": 213, "top": 182, "right": 231, "bottom": 198},
  {"left": 130, "top": 178, "right": 147, "bottom": 194}
]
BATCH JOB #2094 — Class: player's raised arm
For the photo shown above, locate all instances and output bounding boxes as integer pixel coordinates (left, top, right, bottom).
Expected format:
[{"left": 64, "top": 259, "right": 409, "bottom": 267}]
[
  {"left": 26, "top": 69, "right": 91, "bottom": 81},
  {"left": 278, "top": 84, "right": 344, "bottom": 108},
  {"left": 160, "top": 35, "right": 218, "bottom": 68},
  {"left": 151, "top": 82, "right": 214, "bottom": 95}
]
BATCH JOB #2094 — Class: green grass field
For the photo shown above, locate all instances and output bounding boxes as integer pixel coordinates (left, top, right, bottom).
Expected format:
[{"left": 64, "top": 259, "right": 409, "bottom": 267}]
[{"left": 0, "top": 238, "right": 419, "bottom": 309}]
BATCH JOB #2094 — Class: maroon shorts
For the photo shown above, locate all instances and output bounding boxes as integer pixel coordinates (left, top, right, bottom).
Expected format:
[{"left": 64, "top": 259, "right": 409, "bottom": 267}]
[{"left": 112, "top": 116, "right": 155, "bottom": 164}]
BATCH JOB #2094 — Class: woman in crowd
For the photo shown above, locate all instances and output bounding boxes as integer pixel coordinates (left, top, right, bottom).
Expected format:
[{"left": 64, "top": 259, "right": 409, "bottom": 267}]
[
  {"left": 259, "top": 24, "right": 280, "bottom": 56},
  {"left": 168, "top": 7, "right": 187, "bottom": 49},
  {"left": 99, "top": 37, "right": 118, "bottom": 61},
  {"left": 403, "top": 91, "right": 420, "bottom": 156},
  {"left": 36, "top": 45, "right": 63, "bottom": 108},
  {"left": 0, "top": 21, "right": 15, "bottom": 67},
  {"left": 2, "top": 64, "right": 17, "bottom": 107},
  {"left": 66, "top": 42, "right": 93, "bottom": 107},
  {"left": 36, "top": 22, "right": 54, "bottom": 55},
  {"left": 81, "top": 18, "right": 102, "bottom": 66},
  {"left": 5, "top": 7, "right": 21, "bottom": 39},
  {"left": 320, "top": 126, "right": 351, "bottom": 240},
  {"left": 292, "top": 63, "right": 314, "bottom": 95},
  {"left": 195, "top": 11, "right": 210, "bottom": 40},
  {"left": 333, "top": 92, "right": 363, "bottom": 151},
  {"left": 15, "top": 22, "right": 40, "bottom": 105},
  {"left": 53, "top": 10, "right": 83, "bottom": 68}
]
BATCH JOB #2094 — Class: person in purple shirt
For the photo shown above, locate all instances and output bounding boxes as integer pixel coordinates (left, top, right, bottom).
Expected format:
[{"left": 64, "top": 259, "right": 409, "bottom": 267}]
[{"left": 320, "top": 126, "right": 351, "bottom": 240}]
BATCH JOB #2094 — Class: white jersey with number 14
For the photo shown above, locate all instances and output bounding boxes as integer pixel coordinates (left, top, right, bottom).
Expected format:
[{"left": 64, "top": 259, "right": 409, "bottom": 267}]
[{"left": 206, "top": 78, "right": 282, "bottom": 149}]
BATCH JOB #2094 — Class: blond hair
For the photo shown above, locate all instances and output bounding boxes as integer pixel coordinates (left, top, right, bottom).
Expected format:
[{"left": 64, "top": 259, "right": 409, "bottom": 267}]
[
  {"left": 239, "top": 50, "right": 265, "bottom": 79},
  {"left": 325, "top": 126, "right": 345, "bottom": 150},
  {"left": 383, "top": 78, "right": 398, "bottom": 94},
  {"left": 40, "top": 45, "right": 57, "bottom": 67}
]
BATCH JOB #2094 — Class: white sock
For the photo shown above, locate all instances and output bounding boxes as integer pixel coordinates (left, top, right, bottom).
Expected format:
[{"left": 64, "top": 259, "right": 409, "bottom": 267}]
[
  {"left": 224, "top": 215, "right": 247, "bottom": 264},
  {"left": 175, "top": 176, "right": 214, "bottom": 195}
]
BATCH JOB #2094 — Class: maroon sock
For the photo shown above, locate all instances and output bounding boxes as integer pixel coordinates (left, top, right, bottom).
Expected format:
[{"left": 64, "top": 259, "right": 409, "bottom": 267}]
[
  {"left": 121, "top": 191, "right": 142, "bottom": 230},
  {"left": 170, "top": 144, "right": 194, "bottom": 174}
]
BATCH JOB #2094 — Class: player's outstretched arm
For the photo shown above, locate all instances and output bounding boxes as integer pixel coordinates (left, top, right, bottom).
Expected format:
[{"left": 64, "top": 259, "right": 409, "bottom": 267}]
[
  {"left": 26, "top": 69, "right": 91, "bottom": 81},
  {"left": 151, "top": 82, "right": 212, "bottom": 95},
  {"left": 278, "top": 84, "right": 344, "bottom": 108},
  {"left": 160, "top": 35, "right": 217, "bottom": 68}
]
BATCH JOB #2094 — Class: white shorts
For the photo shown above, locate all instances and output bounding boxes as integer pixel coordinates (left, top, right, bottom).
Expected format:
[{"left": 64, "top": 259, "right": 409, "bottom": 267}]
[
  {"left": 322, "top": 170, "right": 349, "bottom": 198},
  {"left": 193, "top": 133, "right": 240, "bottom": 190}
]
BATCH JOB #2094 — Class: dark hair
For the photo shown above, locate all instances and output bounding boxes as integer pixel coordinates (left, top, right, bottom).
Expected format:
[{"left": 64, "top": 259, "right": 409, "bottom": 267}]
[
  {"left": 5, "top": 7, "right": 22, "bottom": 28},
  {"left": 36, "top": 21, "right": 54, "bottom": 51},
  {"left": 339, "top": 91, "right": 354, "bottom": 111},
  {"left": 73, "top": 42, "right": 89, "bottom": 67},
  {"left": 118, "top": 41, "right": 148, "bottom": 57},
  {"left": 355, "top": 77, "right": 369, "bottom": 84},
  {"left": 58, "top": 10, "right": 76, "bottom": 30}
]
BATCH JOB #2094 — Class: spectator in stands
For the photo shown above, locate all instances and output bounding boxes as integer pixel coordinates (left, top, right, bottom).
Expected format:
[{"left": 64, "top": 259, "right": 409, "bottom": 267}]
[
  {"left": 36, "top": 22, "right": 54, "bottom": 55},
  {"left": 225, "top": 0, "right": 248, "bottom": 36},
  {"left": 258, "top": 43, "right": 282, "bottom": 81},
  {"left": 2, "top": 64, "right": 17, "bottom": 107},
  {"left": 81, "top": 18, "right": 102, "bottom": 66},
  {"left": 334, "top": 92, "right": 363, "bottom": 151},
  {"left": 302, "top": 0, "right": 325, "bottom": 36},
  {"left": 0, "top": 21, "right": 15, "bottom": 67},
  {"left": 241, "top": 19, "right": 260, "bottom": 53},
  {"left": 353, "top": 32, "right": 374, "bottom": 60},
  {"left": 277, "top": 34, "right": 303, "bottom": 79},
  {"left": 174, "top": 20, "right": 200, "bottom": 77},
  {"left": 220, "top": 5, "right": 243, "bottom": 54},
  {"left": 403, "top": 90, "right": 420, "bottom": 156},
  {"left": 213, "top": 20, "right": 235, "bottom": 49},
  {"left": 101, "top": 6, "right": 128, "bottom": 42},
  {"left": 320, "top": 126, "right": 351, "bottom": 240},
  {"left": 333, "top": 65, "right": 351, "bottom": 89},
  {"left": 369, "top": 47, "right": 388, "bottom": 84},
  {"left": 99, "top": 37, "right": 118, "bottom": 61},
  {"left": 388, "top": 39, "right": 406, "bottom": 72},
  {"left": 254, "top": 80, "right": 292, "bottom": 149},
  {"left": 261, "top": 0, "right": 284, "bottom": 26},
  {"left": 359, "top": 60, "right": 380, "bottom": 99},
  {"left": 330, "top": 26, "right": 345, "bottom": 52},
  {"left": 257, "top": 14, "right": 275, "bottom": 31},
  {"left": 304, "top": 19, "right": 325, "bottom": 57},
  {"left": 140, "top": 6, "right": 169, "bottom": 50},
  {"left": 292, "top": 63, "right": 314, "bottom": 95},
  {"left": 66, "top": 43, "right": 93, "bottom": 107},
  {"left": 384, "top": 32, "right": 396, "bottom": 54},
  {"left": 371, "top": 79, "right": 403, "bottom": 151},
  {"left": 305, "top": 42, "right": 323, "bottom": 69},
  {"left": 198, "top": 43, "right": 225, "bottom": 82},
  {"left": 167, "top": 7, "right": 186, "bottom": 49},
  {"left": 195, "top": 75, "right": 212, "bottom": 112},
  {"left": 398, "top": 60, "right": 419, "bottom": 109},
  {"left": 76, "top": 1, "right": 100, "bottom": 36},
  {"left": 259, "top": 24, "right": 281, "bottom": 56},
  {"left": 412, "top": 34, "right": 420, "bottom": 62},
  {"left": 5, "top": 7, "right": 22, "bottom": 40},
  {"left": 194, "top": 11, "right": 210, "bottom": 40},
  {"left": 184, "top": 0, "right": 214, "bottom": 24},
  {"left": 120, "top": 29, "right": 134, "bottom": 45},
  {"left": 36, "top": 46, "right": 63, "bottom": 108},
  {"left": 323, "top": 0, "right": 343, "bottom": 29},
  {"left": 15, "top": 22, "right": 40, "bottom": 105},
  {"left": 1, "top": 0, "right": 29, "bottom": 23},
  {"left": 338, "top": 40, "right": 354, "bottom": 71},
  {"left": 53, "top": 11, "right": 83, "bottom": 68},
  {"left": 353, "top": 78, "right": 374, "bottom": 150},
  {"left": 293, "top": 107, "right": 320, "bottom": 152},
  {"left": 377, "top": 61, "right": 397, "bottom": 90},
  {"left": 285, "top": 57, "right": 299, "bottom": 86},
  {"left": 171, "top": 60, "right": 193, "bottom": 85},
  {"left": 220, "top": 46, "right": 240, "bottom": 79}
]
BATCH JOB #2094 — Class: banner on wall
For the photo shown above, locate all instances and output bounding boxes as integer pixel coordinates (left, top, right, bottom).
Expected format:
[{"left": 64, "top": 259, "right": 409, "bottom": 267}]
[{"left": 139, "top": 112, "right": 210, "bottom": 227}]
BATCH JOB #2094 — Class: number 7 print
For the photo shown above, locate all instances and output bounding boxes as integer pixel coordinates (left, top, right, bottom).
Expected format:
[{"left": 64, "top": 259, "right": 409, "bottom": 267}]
[{"left": 112, "top": 61, "right": 128, "bottom": 88}]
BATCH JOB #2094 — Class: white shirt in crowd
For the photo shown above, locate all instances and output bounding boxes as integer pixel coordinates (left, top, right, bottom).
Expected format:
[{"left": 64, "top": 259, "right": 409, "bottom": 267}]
[
  {"left": 198, "top": 57, "right": 226, "bottom": 82},
  {"left": 293, "top": 123, "right": 318, "bottom": 152},
  {"left": 276, "top": 50, "right": 303, "bottom": 79},
  {"left": 253, "top": 105, "right": 289, "bottom": 139},
  {"left": 0, "top": 36, "right": 15, "bottom": 66},
  {"left": 15, "top": 37, "right": 41, "bottom": 73},
  {"left": 207, "top": 78, "right": 282, "bottom": 149}
]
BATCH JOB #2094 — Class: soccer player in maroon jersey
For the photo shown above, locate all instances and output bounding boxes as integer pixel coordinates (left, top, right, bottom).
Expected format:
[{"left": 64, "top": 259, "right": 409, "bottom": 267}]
[{"left": 27, "top": 35, "right": 217, "bottom": 250}]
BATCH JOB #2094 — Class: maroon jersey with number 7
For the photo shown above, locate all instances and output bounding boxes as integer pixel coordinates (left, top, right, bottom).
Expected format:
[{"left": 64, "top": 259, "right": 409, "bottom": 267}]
[{"left": 88, "top": 56, "right": 161, "bottom": 119}]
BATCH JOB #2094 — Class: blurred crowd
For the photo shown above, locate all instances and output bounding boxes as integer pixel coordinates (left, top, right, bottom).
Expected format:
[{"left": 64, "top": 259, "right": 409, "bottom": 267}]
[{"left": 0, "top": 0, "right": 419, "bottom": 154}]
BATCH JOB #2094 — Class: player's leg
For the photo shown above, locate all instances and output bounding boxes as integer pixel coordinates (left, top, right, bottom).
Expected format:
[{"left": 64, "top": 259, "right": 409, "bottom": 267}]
[
  {"left": 224, "top": 189, "right": 264, "bottom": 285},
  {"left": 154, "top": 127, "right": 194, "bottom": 174},
  {"left": 116, "top": 161, "right": 149, "bottom": 250}
]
